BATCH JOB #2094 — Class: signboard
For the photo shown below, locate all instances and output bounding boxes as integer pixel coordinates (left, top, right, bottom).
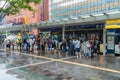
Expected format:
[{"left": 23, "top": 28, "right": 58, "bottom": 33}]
[
  {"left": 107, "top": 32, "right": 115, "bottom": 35},
  {"left": 100, "top": 44, "right": 103, "bottom": 53},
  {"left": 115, "top": 45, "right": 120, "bottom": 54},
  {"left": 106, "top": 25, "right": 120, "bottom": 29},
  {"left": 107, "top": 36, "right": 114, "bottom": 50},
  {"left": 106, "top": 19, "right": 120, "bottom": 29}
]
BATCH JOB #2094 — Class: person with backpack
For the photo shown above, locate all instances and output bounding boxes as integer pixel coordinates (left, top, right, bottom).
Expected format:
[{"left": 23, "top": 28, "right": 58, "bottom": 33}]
[{"left": 61, "top": 39, "right": 67, "bottom": 57}]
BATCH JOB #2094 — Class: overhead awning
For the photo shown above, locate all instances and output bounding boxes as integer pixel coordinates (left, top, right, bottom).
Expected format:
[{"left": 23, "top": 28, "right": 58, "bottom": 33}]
[{"left": 1, "top": 9, "right": 120, "bottom": 32}]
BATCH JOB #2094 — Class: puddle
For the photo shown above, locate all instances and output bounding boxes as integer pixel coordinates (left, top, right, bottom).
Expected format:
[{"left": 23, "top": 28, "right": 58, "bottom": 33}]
[{"left": 0, "top": 53, "right": 54, "bottom": 80}]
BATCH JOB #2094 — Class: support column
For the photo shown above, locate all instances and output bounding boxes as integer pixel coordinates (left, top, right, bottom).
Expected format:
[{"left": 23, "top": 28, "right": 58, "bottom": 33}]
[
  {"left": 103, "top": 25, "right": 106, "bottom": 56},
  {"left": 62, "top": 25, "right": 65, "bottom": 41}
]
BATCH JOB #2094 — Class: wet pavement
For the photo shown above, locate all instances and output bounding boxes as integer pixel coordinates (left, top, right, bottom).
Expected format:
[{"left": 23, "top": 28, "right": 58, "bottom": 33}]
[{"left": 0, "top": 50, "right": 120, "bottom": 80}]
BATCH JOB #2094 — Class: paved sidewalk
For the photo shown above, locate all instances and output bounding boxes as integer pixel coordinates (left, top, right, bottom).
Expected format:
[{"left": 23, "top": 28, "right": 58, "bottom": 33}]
[{"left": 0, "top": 50, "right": 120, "bottom": 80}]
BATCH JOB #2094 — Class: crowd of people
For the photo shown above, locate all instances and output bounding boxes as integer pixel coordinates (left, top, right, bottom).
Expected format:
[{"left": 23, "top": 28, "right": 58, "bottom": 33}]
[{"left": 2, "top": 36, "right": 100, "bottom": 59}]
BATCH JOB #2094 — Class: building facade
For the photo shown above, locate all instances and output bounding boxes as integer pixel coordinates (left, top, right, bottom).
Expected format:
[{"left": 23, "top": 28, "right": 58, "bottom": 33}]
[
  {"left": 49, "top": 0, "right": 120, "bottom": 20},
  {"left": 40, "top": 0, "right": 49, "bottom": 21},
  {"left": 5, "top": 0, "right": 49, "bottom": 25},
  {"left": 5, "top": 3, "right": 41, "bottom": 25},
  {"left": 49, "top": 0, "right": 120, "bottom": 54}
]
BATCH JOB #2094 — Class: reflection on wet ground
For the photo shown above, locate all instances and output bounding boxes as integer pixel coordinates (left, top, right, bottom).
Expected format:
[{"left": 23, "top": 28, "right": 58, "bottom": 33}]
[
  {"left": 66, "top": 55, "right": 120, "bottom": 71},
  {"left": 0, "top": 50, "right": 120, "bottom": 80},
  {"left": 0, "top": 51, "right": 55, "bottom": 80}
]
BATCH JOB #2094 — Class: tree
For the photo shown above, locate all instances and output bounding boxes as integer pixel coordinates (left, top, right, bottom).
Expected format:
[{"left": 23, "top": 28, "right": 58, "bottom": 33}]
[{"left": 0, "top": 0, "right": 42, "bottom": 21}]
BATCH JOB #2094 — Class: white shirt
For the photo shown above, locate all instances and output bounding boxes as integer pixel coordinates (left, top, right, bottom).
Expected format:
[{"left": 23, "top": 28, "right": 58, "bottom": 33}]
[
  {"left": 29, "top": 39, "right": 34, "bottom": 45},
  {"left": 74, "top": 40, "right": 80, "bottom": 48}
]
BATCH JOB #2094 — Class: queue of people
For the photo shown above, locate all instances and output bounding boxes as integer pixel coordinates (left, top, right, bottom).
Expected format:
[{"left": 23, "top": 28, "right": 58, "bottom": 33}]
[{"left": 2, "top": 36, "right": 100, "bottom": 59}]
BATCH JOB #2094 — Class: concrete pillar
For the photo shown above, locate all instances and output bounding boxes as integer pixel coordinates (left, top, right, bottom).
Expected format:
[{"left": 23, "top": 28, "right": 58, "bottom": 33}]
[
  {"left": 62, "top": 25, "right": 65, "bottom": 41},
  {"left": 103, "top": 25, "right": 106, "bottom": 56}
]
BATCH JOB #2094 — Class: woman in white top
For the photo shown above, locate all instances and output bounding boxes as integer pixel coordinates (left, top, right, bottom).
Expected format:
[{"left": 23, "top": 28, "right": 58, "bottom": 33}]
[{"left": 83, "top": 39, "right": 90, "bottom": 58}]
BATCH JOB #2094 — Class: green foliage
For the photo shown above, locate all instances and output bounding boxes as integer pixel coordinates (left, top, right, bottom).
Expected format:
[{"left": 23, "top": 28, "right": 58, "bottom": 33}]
[{"left": 1, "top": 0, "right": 42, "bottom": 15}]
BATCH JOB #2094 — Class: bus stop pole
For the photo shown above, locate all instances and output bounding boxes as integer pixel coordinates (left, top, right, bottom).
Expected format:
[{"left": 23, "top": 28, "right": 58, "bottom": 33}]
[
  {"left": 62, "top": 24, "right": 65, "bottom": 41},
  {"left": 103, "top": 25, "right": 106, "bottom": 56}
]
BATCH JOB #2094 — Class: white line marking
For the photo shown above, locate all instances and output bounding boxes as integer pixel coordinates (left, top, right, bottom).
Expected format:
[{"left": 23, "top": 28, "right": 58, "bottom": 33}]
[
  {"left": 0, "top": 52, "right": 75, "bottom": 71},
  {"left": 0, "top": 61, "right": 53, "bottom": 71}
]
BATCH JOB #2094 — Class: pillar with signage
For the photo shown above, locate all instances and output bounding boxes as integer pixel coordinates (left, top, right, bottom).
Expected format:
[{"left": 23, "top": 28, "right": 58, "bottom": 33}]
[{"left": 106, "top": 19, "right": 120, "bottom": 55}]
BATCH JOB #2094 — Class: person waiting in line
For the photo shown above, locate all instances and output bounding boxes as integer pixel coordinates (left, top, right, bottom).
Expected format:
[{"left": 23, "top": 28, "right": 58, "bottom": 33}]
[
  {"left": 2, "top": 40, "right": 6, "bottom": 49},
  {"left": 74, "top": 38, "right": 81, "bottom": 59},
  {"left": 61, "top": 39, "right": 67, "bottom": 57},
  {"left": 93, "top": 39, "right": 99, "bottom": 56},
  {"left": 15, "top": 39, "right": 19, "bottom": 51},
  {"left": 6, "top": 39, "right": 11, "bottom": 52},
  {"left": 90, "top": 40, "right": 94, "bottom": 58},
  {"left": 57, "top": 40, "right": 62, "bottom": 59},
  {"left": 37, "top": 36, "right": 41, "bottom": 52},
  {"left": 18, "top": 39, "right": 22, "bottom": 51},
  {"left": 68, "top": 38, "right": 75, "bottom": 56},
  {"left": 52, "top": 39, "right": 58, "bottom": 58},
  {"left": 34, "top": 41, "right": 38, "bottom": 54},
  {"left": 23, "top": 38, "right": 29, "bottom": 51},
  {"left": 80, "top": 40, "right": 84, "bottom": 56},
  {"left": 29, "top": 38, "right": 34, "bottom": 52},
  {"left": 83, "top": 39, "right": 90, "bottom": 58},
  {"left": 11, "top": 41, "right": 15, "bottom": 51},
  {"left": 47, "top": 37, "right": 52, "bottom": 57},
  {"left": 40, "top": 38, "right": 45, "bottom": 55}
]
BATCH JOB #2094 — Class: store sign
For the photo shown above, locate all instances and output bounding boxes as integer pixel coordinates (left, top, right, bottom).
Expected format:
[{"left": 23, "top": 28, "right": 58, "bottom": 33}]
[
  {"left": 115, "top": 45, "right": 120, "bottom": 54},
  {"left": 106, "top": 19, "right": 120, "bottom": 24},
  {"left": 107, "top": 36, "right": 114, "bottom": 50},
  {"left": 106, "top": 19, "right": 120, "bottom": 29},
  {"left": 107, "top": 32, "right": 115, "bottom": 35},
  {"left": 106, "top": 25, "right": 120, "bottom": 29}
]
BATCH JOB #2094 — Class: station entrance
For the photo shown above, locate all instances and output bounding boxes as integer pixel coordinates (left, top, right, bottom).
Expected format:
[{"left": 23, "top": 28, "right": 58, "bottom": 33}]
[{"left": 40, "top": 23, "right": 104, "bottom": 53}]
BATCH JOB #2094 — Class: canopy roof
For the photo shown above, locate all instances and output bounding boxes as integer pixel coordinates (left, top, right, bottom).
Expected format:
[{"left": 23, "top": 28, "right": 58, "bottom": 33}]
[{"left": 0, "top": 9, "right": 120, "bottom": 32}]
